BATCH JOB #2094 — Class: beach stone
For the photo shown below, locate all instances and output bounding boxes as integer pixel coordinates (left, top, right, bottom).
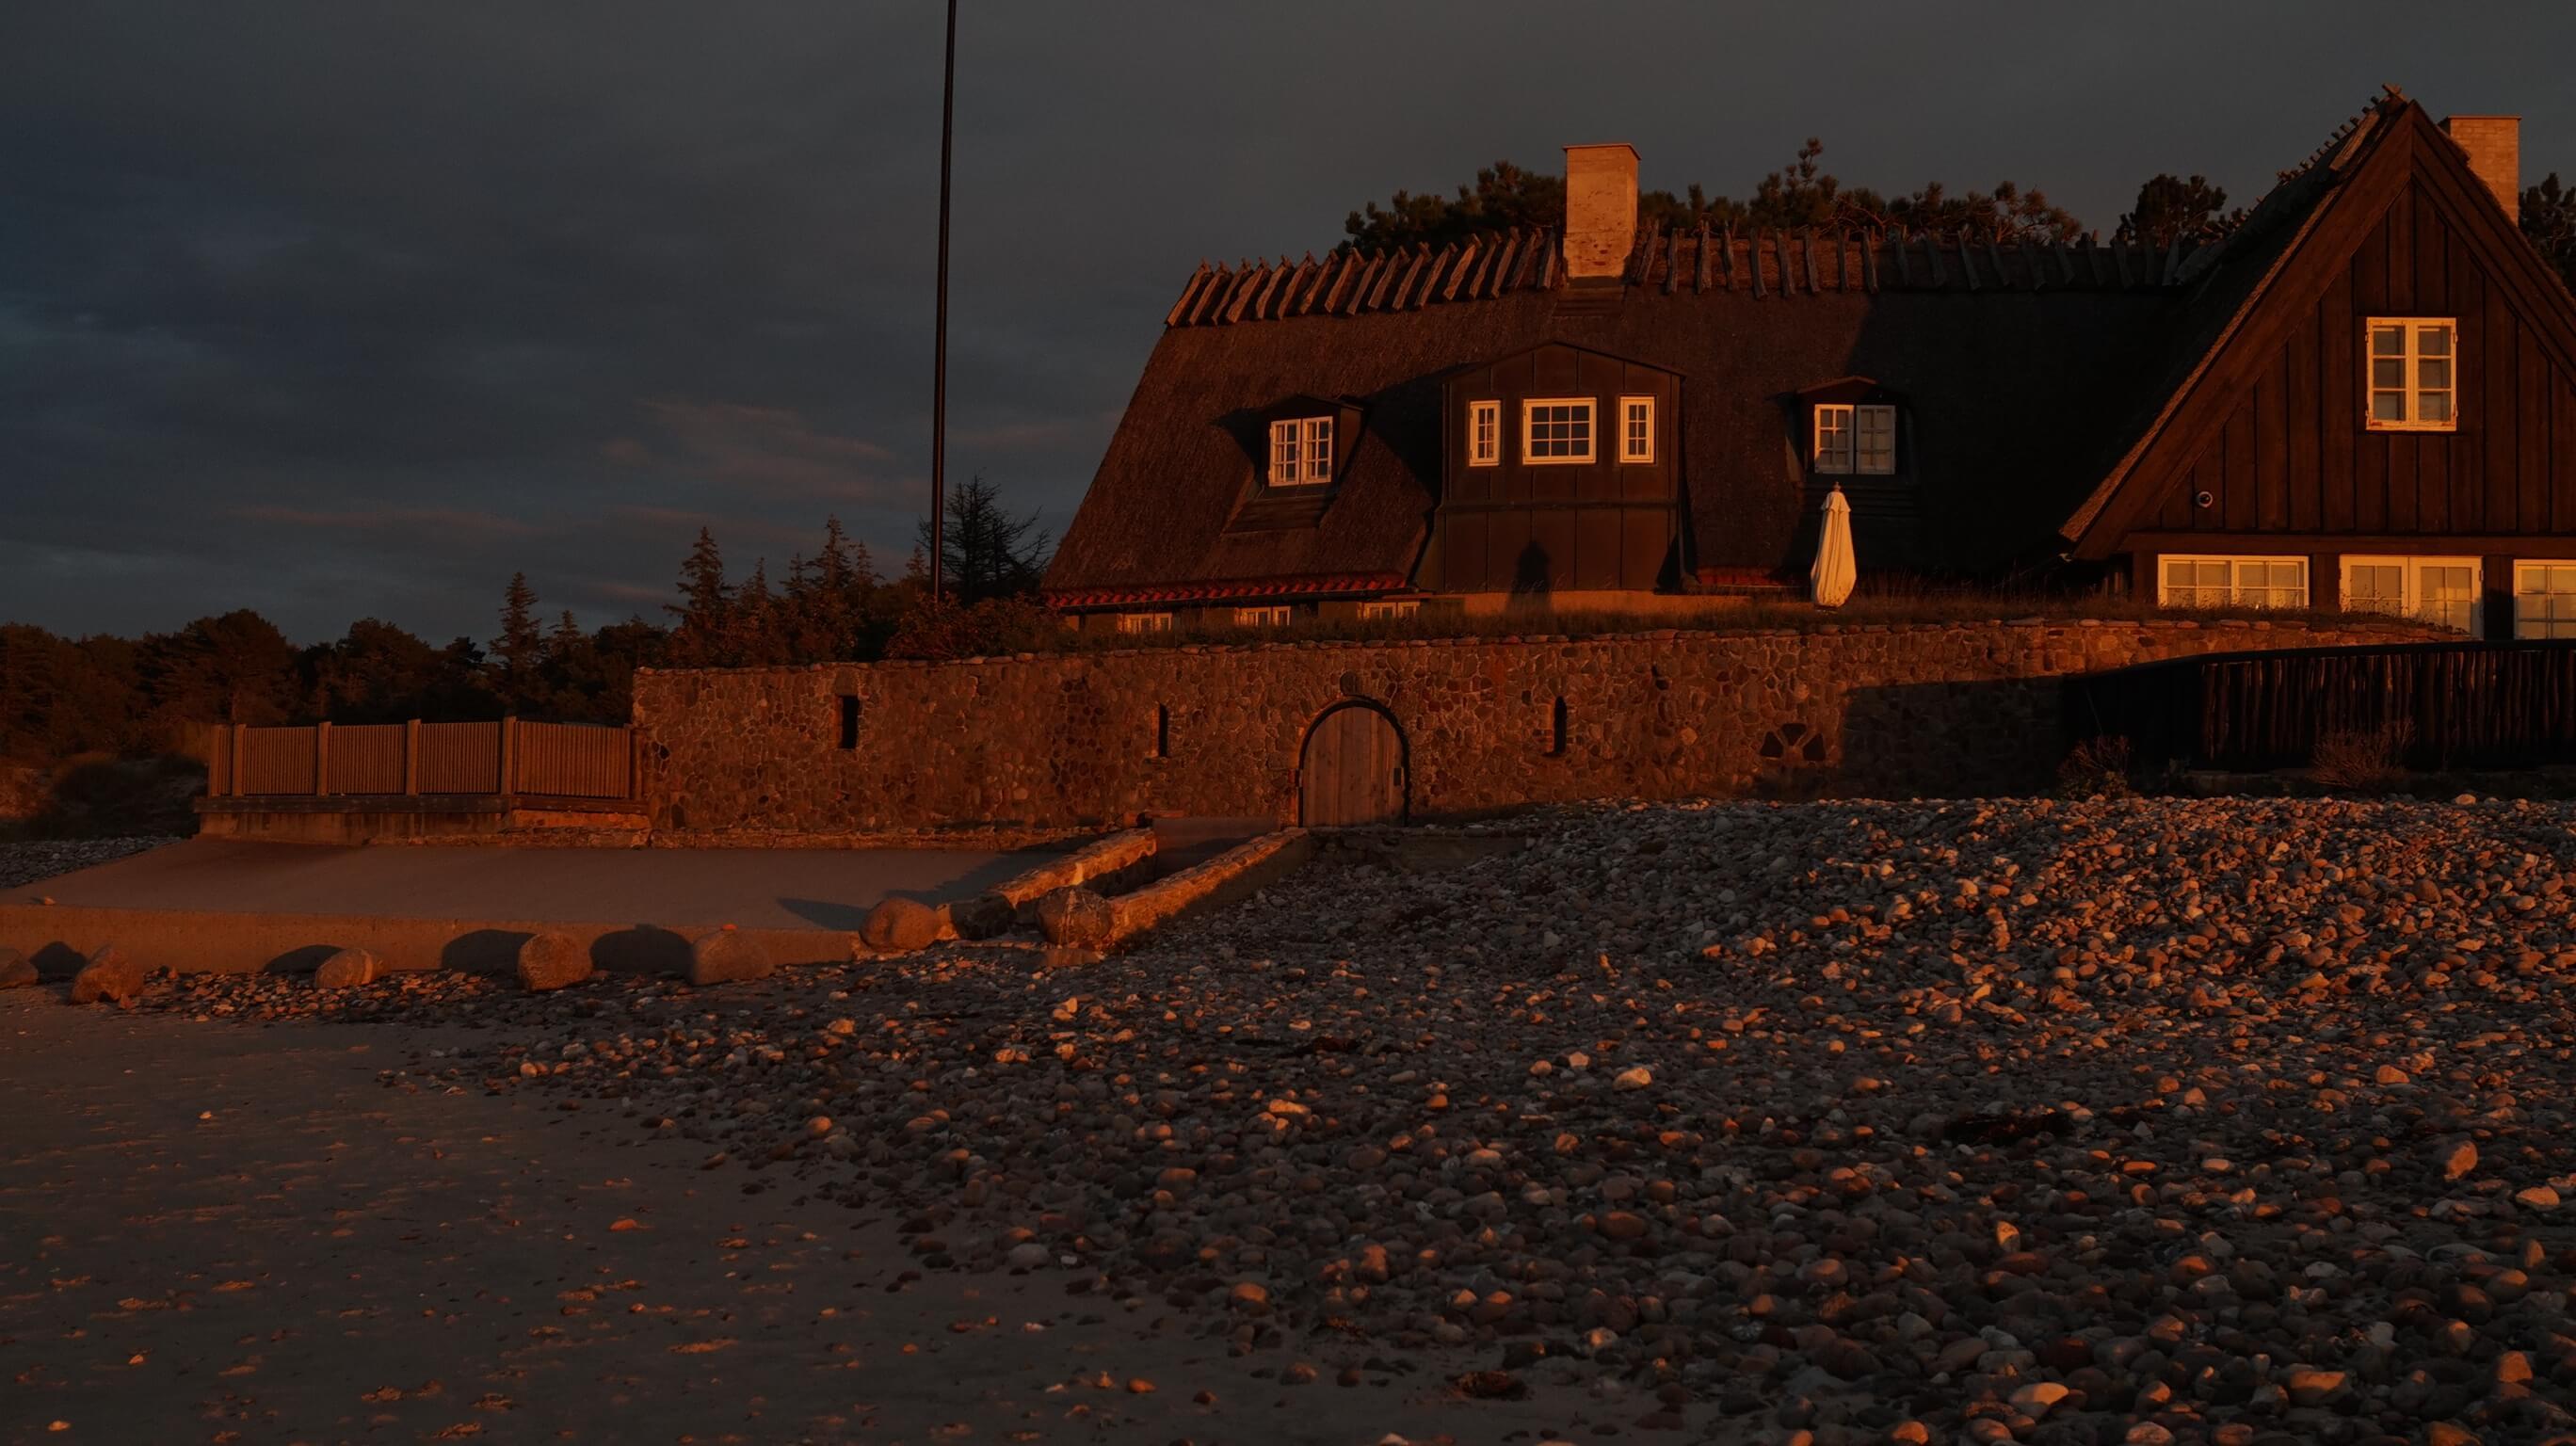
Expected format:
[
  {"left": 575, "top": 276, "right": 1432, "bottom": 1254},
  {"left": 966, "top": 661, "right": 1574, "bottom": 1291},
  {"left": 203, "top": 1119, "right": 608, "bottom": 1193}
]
[
  {"left": 1035, "top": 888, "right": 1117, "bottom": 949},
  {"left": 862, "top": 897, "right": 942, "bottom": 953},
  {"left": 516, "top": 931, "right": 592, "bottom": 992},
  {"left": 69, "top": 945, "right": 143, "bottom": 1005},
  {"left": 2436, "top": 1139, "right": 2479, "bottom": 1181},
  {"left": 687, "top": 927, "right": 773, "bottom": 987},
  {"left": 313, "top": 947, "right": 380, "bottom": 989},
  {"left": 949, "top": 892, "right": 1017, "bottom": 940},
  {"left": 0, "top": 948, "right": 35, "bottom": 988}
]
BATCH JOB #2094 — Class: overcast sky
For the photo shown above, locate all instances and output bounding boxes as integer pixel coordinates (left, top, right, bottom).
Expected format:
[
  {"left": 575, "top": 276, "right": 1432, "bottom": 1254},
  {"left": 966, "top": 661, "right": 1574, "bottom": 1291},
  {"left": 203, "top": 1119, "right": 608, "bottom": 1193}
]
[{"left": 4, "top": 2, "right": 2568, "bottom": 643}]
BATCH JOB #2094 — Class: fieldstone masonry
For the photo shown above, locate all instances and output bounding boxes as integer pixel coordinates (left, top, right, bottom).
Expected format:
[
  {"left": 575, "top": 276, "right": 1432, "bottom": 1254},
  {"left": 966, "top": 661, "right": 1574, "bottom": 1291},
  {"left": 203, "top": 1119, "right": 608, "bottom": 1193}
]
[{"left": 632, "top": 618, "right": 2440, "bottom": 836}]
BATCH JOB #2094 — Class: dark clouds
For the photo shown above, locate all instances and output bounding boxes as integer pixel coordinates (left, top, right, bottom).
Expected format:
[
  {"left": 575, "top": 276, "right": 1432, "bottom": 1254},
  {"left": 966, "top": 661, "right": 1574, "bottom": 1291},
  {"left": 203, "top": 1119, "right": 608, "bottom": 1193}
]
[{"left": 3, "top": 1, "right": 2567, "bottom": 640}]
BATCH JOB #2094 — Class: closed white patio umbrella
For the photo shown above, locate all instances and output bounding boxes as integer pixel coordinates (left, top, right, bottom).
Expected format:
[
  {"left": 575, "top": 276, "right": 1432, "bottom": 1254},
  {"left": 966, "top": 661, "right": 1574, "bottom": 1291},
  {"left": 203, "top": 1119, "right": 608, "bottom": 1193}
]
[{"left": 1811, "top": 484, "right": 1856, "bottom": 608}]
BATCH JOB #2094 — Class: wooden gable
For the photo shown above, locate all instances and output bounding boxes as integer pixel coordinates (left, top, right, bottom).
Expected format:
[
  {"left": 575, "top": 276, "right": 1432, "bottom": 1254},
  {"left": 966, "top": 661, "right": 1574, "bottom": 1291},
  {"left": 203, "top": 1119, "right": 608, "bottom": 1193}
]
[{"left": 2064, "top": 104, "right": 2576, "bottom": 561}]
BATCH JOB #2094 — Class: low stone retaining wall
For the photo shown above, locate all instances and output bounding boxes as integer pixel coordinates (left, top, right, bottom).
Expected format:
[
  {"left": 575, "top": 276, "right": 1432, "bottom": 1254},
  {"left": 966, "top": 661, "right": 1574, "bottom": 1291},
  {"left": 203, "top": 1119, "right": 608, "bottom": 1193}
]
[{"left": 634, "top": 618, "right": 2444, "bottom": 835}]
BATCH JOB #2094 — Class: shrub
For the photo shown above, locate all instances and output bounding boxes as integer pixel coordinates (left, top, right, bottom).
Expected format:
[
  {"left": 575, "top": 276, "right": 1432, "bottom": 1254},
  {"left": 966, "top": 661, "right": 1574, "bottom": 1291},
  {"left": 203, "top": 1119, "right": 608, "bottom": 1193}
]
[
  {"left": 2057, "top": 735, "right": 2135, "bottom": 798},
  {"left": 2310, "top": 721, "right": 2414, "bottom": 794},
  {"left": 882, "top": 597, "right": 1063, "bottom": 662}
]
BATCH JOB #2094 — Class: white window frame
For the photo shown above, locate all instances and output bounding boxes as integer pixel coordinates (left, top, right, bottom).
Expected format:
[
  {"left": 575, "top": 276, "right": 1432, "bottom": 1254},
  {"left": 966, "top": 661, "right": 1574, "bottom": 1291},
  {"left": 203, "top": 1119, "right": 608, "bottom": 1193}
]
[
  {"left": 1522, "top": 397, "right": 1595, "bottom": 464},
  {"left": 1467, "top": 400, "right": 1500, "bottom": 467},
  {"left": 2513, "top": 561, "right": 2576, "bottom": 639},
  {"left": 2342, "top": 554, "right": 2482, "bottom": 634},
  {"left": 1266, "top": 416, "right": 1333, "bottom": 486},
  {"left": 1855, "top": 404, "right": 1896, "bottom": 475},
  {"left": 2155, "top": 554, "right": 2310, "bottom": 611},
  {"left": 1813, "top": 404, "right": 1854, "bottom": 474},
  {"left": 1116, "top": 612, "right": 1174, "bottom": 635},
  {"left": 1360, "top": 599, "right": 1421, "bottom": 619},
  {"left": 1813, "top": 402, "right": 1896, "bottom": 475},
  {"left": 2365, "top": 317, "right": 2457, "bottom": 432},
  {"left": 1232, "top": 604, "right": 1293, "bottom": 628},
  {"left": 1618, "top": 395, "right": 1654, "bottom": 464}
]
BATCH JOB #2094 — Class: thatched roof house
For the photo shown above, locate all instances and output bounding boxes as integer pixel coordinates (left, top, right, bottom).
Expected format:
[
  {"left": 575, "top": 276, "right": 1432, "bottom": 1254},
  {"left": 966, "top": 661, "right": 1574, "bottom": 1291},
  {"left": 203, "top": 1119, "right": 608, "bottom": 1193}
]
[{"left": 1046, "top": 92, "right": 2576, "bottom": 640}]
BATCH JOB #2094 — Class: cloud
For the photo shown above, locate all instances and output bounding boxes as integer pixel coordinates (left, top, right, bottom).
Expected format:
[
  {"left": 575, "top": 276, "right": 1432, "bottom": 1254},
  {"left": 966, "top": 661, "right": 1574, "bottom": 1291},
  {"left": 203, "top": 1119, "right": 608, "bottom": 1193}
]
[
  {"left": 233, "top": 505, "right": 541, "bottom": 537},
  {"left": 636, "top": 398, "right": 914, "bottom": 505}
]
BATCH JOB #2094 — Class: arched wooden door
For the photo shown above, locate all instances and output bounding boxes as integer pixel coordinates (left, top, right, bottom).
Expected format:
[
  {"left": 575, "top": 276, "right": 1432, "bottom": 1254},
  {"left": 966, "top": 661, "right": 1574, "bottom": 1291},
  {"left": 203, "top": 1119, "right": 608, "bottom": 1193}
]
[{"left": 1298, "top": 704, "right": 1407, "bottom": 826}]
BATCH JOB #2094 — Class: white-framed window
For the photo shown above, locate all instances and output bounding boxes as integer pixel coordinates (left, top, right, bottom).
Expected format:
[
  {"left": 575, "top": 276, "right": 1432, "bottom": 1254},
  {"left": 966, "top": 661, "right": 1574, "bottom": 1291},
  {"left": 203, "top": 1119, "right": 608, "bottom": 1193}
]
[
  {"left": 2366, "top": 318, "right": 2456, "bottom": 430},
  {"left": 1360, "top": 599, "right": 1421, "bottom": 619},
  {"left": 1523, "top": 398, "right": 1594, "bottom": 463},
  {"left": 1618, "top": 396, "right": 1654, "bottom": 463},
  {"left": 1267, "top": 416, "right": 1333, "bottom": 486},
  {"left": 1467, "top": 400, "right": 1500, "bottom": 467},
  {"left": 2157, "top": 554, "right": 2310, "bottom": 610},
  {"left": 1856, "top": 404, "right": 1895, "bottom": 474},
  {"left": 2343, "top": 554, "right": 2481, "bottom": 633},
  {"left": 1232, "top": 604, "right": 1293, "bottom": 628},
  {"left": 2514, "top": 562, "right": 2576, "bottom": 639},
  {"left": 1814, "top": 403, "right": 1896, "bottom": 474},
  {"left": 1116, "top": 612, "right": 1174, "bottom": 635}
]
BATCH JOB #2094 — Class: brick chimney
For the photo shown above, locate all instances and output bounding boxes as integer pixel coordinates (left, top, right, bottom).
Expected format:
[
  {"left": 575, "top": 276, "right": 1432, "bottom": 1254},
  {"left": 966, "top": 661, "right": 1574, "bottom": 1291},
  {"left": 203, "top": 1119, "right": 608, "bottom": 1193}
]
[
  {"left": 1563, "top": 143, "right": 1638, "bottom": 281},
  {"left": 2442, "top": 115, "right": 2520, "bottom": 224}
]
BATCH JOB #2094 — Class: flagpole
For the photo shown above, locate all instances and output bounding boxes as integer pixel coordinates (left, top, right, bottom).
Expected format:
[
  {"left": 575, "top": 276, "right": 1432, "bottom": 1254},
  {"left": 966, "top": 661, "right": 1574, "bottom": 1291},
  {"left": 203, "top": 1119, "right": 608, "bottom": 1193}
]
[{"left": 929, "top": 0, "right": 957, "bottom": 606}]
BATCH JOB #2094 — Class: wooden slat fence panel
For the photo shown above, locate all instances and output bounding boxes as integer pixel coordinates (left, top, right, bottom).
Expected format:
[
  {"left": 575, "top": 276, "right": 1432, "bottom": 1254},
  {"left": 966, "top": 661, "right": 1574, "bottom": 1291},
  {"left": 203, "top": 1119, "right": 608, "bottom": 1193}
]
[
  {"left": 417, "top": 721, "right": 503, "bottom": 794},
  {"left": 237, "top": 726, "right": 317, "bottom": 795},
  {"left": 2067, "top": 641, "right": 2576, "bottom": 772},
  {"left": 512, "top": 721, "right": 633, "bottom": 798},
  {"left": 326, "top": 724, "right": 407, "bottom": 795}
]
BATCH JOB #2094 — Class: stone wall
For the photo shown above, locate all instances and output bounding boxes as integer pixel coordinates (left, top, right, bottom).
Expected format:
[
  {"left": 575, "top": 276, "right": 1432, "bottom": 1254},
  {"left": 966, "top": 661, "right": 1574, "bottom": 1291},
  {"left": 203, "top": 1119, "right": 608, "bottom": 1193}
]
[{"left": 631, "top": 619, "right": 2441, "bottom": 836}]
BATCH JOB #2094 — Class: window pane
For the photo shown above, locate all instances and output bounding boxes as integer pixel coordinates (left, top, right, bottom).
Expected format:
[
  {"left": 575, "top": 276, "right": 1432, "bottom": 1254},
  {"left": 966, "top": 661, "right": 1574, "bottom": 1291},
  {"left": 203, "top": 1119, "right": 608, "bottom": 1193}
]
[
  {"left": 2418, "top": 358, "right": 2451, "bottom": 390},
  {"left": 2372, "top": 392, "right": 2407, "bottom": 421},
  {"left": 2372, "top": 359, "right": 2405, "bottom": 388},
  {"left": 2419, "top": 392, "right": 2452, "bottom": 423},
  {"left": 2418, "top": 324, "right": 2452, "bottom": 357},
  {"left": 2372, "top": 326, "right": 2405, "bottom": 356}
]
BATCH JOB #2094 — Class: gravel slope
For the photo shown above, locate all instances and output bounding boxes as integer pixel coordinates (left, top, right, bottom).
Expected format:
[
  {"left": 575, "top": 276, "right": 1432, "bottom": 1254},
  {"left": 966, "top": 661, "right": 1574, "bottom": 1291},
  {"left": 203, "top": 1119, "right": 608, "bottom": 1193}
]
[
  {"left": 124, "top": 797, "right": 2576, "bottom": 1443},
  {"left": 0, "top": 836, "right": 175, "bottom": 890}
]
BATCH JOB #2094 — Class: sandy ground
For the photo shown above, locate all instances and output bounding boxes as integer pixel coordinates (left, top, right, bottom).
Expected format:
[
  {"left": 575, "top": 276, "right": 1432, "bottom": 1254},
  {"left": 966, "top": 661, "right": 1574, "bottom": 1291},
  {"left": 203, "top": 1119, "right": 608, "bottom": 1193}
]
[{"left": 0, "top": 996, "right": 1570, "bottom": 1446}]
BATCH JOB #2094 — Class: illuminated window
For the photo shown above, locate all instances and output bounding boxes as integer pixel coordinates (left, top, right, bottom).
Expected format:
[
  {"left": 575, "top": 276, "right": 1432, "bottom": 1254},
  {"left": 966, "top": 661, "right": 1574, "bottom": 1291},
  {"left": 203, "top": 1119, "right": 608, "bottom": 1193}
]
[
  {"left": 2343, "top": 555, "right": 2480, "bottom": 633},
  {"left": 1232, "top": 605, "right": 1292, "bottom": 628},
  {"left": 1360, "top": 600, "right": 1420, "bottom": 619},
  {"left": 1522, "top": 398, "right": 1594, "bottom": 463},
  {"left": 1267, "top": 416, "right": 1333, "bottom": 485},
  {"left": 2366, "top": 318, "right": 2455, "bottom": 430},
  {"left": 2157, "top": 554, "right": 2309, "bottom": 610},
  {"left": 1618, "top": 396, "right": 1653, "bottom": 463},
  {"left": 1116, "top": 612, "right": 1174, "bottom": 635},
  {"left": 2515, "top": 562, "right": 2576, "bottom": 639},
  {"left": 1815, "top": 403, "right": 1895, "bottom": 474},
  {"left": 1468, "top": 400, "right": 1500, "bottom": 466}
]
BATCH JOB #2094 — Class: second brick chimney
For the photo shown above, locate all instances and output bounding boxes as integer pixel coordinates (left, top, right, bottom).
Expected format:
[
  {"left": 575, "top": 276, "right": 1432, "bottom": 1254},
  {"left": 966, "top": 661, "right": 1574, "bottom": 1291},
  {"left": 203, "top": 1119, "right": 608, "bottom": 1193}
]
[
  {"left": 1563, "top": 144, "right": 1638, "bottom": 282},
  {"left": 2442, "top": 115, "right": 2520, "bottom": 225}
]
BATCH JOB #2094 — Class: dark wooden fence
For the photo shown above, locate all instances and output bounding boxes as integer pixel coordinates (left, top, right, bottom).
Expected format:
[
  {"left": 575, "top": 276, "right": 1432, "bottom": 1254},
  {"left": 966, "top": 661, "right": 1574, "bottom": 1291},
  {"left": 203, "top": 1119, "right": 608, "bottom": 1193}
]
[
  {"left": 2065, "top": 641, "right": 2576, "bottom": 772},
  {"left": 208, "top": 718, "right": 636, "bottom": 800}
]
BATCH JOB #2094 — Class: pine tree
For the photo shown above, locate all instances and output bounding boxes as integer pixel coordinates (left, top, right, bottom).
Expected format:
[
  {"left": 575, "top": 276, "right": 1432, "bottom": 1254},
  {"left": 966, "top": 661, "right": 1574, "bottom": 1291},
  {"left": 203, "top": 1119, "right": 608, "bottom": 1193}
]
[
  {"left": 914, "top": 475, "right": 1053, "bottom": 605},
  {"left": 493, "top": 573, "right": 541, "bottom": 674},
  {"left": 666, "top": 528, "right": 733, "bottom": 667}
]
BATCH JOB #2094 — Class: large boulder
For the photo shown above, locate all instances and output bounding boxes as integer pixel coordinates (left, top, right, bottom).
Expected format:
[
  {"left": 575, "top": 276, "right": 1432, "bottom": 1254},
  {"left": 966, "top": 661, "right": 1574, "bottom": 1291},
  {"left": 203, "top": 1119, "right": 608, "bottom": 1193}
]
[
  {"left": 516, "top": 931, "right": 593, "bottom": 992},
  {"left": 70, "top": 946, "right": 145, "bottom": 1005},
  {"left": 313, "top": 947, "right": 380, "bottom": 989},
  {"left": 0, "top": 947, "right": 35, "bottom": 989},
  {"left": 1035, "top": 888, "right": 1119, "bottom": 950},
  {"left": 861, "top": 897, "right": 942, "bottom": 953},
  {"left": 687, "top": 926, "right": 774, "bottom": 987}
]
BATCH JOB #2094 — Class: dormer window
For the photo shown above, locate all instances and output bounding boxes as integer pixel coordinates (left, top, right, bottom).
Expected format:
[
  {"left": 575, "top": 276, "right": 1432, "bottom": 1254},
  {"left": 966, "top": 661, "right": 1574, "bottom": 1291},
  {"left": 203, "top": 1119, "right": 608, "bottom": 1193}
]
[
  {"left": 1524, "top": 398, "right": 1595, "bottom": 464},
  {"left": 1814, "top": 403, "right": 1895, "bottom": 475},
  {"left": 1267, "top": 416, "right": 1333, "bottom": 486}
]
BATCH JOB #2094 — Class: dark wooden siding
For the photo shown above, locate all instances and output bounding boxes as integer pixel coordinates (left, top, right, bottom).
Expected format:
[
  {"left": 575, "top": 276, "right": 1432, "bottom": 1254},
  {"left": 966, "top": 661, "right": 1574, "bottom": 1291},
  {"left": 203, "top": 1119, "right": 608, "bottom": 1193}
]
[
  {"left": 1424, "top": 344, "right": 1681, "bottom": 592},
  {"left": 2143, "top": 180, "right": 2576, "bottom": 544}
]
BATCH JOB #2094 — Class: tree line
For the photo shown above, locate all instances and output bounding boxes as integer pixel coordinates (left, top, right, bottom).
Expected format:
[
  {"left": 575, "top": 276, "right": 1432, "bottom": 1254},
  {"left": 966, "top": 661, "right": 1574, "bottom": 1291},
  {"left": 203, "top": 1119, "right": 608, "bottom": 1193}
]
[
  {"left": 1343, "top": 139, "right": 2576, "bottom": 281},
  {"left": 0, "top": 478, "right": 1053, "bottom": 763}
]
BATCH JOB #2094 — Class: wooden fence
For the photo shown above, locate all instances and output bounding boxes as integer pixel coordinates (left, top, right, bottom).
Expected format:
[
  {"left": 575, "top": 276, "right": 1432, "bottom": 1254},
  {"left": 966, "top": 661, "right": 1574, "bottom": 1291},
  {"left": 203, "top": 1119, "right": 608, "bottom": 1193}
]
[
  {"left": 2065, "top": 641, "right": 2576, "bottom": 773},
  {"left": 207, "top": 718, "right": 636, "bottom": 800}
]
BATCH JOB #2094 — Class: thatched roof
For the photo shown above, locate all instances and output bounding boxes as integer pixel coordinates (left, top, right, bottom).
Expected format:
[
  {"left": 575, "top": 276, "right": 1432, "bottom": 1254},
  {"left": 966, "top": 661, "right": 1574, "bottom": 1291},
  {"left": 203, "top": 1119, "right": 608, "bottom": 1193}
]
[{"left": 1044, "top": 98, "right": 2401, "bottom": 604}]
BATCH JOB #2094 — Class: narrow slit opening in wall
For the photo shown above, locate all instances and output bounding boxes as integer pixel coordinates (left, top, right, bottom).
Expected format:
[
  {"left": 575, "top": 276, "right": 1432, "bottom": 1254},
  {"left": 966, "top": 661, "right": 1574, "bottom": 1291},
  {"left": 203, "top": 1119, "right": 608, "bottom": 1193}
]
[
  {"left": 837, "top": 695, "right": 861, "bottom": 750},
  {"left": 1154, "top": 704, "right": 1170, "bottom": 760},
  {"left": 1549, "top": 696, "right": 1569, "bottom": 757}
]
